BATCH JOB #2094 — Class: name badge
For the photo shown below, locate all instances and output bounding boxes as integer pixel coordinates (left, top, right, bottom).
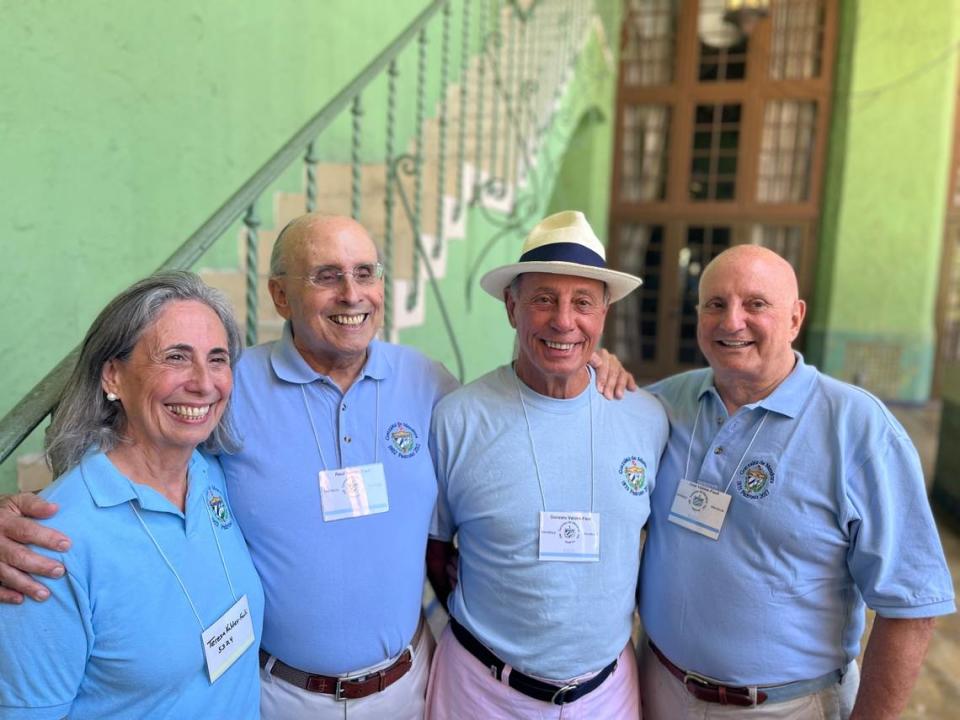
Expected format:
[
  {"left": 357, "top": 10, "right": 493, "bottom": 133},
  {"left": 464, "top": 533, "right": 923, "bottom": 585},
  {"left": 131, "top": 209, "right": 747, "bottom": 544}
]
[
  {"left": 318, "top": 463, "right": 389, "bottom": 522},
  {"left": 538, "top": 511, "right": 600, "bottom": 562},
  {"left": 202, "top": 595, "right": 254, "bottom": 683},
  {"left": 667, "top": 479, "right": 731, "bottom": 540}
]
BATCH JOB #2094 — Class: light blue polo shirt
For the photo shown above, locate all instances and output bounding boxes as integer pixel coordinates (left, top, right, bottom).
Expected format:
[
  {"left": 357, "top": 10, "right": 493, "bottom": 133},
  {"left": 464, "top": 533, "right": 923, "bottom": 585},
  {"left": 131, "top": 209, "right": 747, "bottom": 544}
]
[
  {"left": 640, "top": 354, "right": 955, "bottom": 686},
  {"left": 0, "top": 450, "right": 264, "bottom": 719},
  {"left": 431, "top": 365, "right": 669, "bottom": 680},
  {"left": 223, "top": 323, "right": 458, "bottom": 675}
]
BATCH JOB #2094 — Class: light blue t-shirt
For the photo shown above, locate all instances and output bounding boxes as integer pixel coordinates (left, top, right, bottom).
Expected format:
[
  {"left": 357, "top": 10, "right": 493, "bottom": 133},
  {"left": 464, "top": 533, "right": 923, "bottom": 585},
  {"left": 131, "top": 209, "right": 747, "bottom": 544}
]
[
  {"left": 640, "top": 354, "right": 956, "bottom": 686},
  {"left": 0, "top": 450, "right": 264, "bottom": 720},
  {"left": 431, "top": 365, "right": 668, "bottom": 681},
  {"left": 223, "top": 324, "right": 458, "bottom": 674}
]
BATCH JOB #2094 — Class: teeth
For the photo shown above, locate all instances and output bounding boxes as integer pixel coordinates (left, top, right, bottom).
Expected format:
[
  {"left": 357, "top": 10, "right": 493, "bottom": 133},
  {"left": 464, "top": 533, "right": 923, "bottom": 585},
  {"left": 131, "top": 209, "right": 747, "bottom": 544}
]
[
  {"left": 331, "top": 314, "right": 366, "bottom": 326},
  {"left": 544, "top": 340, "right": 575, "bottom": 350},
  {"left": 168, "top": 405, "right": 211, "bottom": 419},
  {"left": 719, "top": 340, "right": 751, "bottom": 347}
]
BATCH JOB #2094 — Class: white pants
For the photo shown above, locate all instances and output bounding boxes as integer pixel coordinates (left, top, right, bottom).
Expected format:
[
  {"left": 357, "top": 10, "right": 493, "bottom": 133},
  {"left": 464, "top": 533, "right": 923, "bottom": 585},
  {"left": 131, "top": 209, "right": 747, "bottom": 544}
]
[
  {"left": 260, "top": 627, "right": 435, "bottom": 720},
  {"left": 639, "top": 642, "right": 859, "bottom": 720}
]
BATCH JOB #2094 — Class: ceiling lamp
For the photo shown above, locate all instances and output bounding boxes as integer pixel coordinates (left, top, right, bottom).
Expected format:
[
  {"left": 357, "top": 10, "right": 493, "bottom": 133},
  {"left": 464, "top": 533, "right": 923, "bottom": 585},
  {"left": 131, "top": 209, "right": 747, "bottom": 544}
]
[{"left": 723, "top": 0, "right": 771, "bottom": 35}]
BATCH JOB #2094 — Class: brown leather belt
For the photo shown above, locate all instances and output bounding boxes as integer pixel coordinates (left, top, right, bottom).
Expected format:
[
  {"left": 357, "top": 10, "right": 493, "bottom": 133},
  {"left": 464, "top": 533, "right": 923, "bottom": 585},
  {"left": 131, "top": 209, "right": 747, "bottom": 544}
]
[
  {"left": 259, "top": 620, "right": 423, "bottom": 700},
  {"left": 650, "top": 641, "right": 766, "bottom": 706},
  {"left": 649, "top": 641, "right": 842, "bottom": 707}
]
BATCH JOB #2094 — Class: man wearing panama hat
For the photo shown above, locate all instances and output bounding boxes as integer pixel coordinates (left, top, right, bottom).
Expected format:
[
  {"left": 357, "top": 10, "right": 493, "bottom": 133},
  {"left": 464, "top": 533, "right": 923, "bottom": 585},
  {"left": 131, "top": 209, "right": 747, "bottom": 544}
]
[{"left": 425, "top": 210, "right": 668, "bottom": 718}]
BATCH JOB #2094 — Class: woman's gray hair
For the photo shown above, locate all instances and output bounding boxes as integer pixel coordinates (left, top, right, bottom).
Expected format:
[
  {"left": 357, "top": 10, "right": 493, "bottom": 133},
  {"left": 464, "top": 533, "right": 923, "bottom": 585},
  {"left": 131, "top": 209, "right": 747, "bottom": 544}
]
[{"left": 45, "top": 271, "right": 243, "bottom": 477}]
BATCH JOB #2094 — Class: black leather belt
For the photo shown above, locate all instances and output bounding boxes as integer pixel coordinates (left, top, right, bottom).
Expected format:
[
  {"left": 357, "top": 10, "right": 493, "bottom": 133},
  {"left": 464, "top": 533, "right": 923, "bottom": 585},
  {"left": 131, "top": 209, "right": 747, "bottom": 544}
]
[{"left": 449, "top": 617, "right": 617, "bottom": 706}]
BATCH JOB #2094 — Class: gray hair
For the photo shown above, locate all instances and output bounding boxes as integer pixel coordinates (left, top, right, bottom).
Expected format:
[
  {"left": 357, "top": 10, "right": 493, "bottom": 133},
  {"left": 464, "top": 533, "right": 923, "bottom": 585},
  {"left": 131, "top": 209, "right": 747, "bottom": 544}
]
[{"left": 45, "top": 271, "right": 242, "bottom": 477}]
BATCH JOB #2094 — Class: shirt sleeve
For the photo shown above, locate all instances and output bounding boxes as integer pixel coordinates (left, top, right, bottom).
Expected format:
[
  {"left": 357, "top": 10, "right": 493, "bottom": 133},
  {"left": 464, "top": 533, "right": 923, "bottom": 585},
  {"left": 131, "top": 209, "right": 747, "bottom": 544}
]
[
  {"left": 428, "top": 409, "right": 456, "bottom": 542},
  {"left": 845, "top": 432, "right": 955, "bottom": 618},
  {"left": 0, "top": 558, "right": 92, "bottom": 718}
]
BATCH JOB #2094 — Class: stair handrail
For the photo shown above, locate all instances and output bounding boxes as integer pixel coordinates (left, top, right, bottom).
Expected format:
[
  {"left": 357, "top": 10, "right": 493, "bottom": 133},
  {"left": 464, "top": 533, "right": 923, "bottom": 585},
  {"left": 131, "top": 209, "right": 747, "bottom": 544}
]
[{"left": 0, "top": 0, "right": 448, "bottom": 466}]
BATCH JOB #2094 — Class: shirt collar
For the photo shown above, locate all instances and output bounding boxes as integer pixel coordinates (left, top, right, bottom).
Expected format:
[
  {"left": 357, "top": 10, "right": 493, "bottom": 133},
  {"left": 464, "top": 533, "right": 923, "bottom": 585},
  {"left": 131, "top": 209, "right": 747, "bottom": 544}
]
[
  {"left": 82, "top": 449, "right": 208, "bottom": 513},
  {"left": 698, "top": 351, "right": 816, "bottom": 419},
  {"left": 270, "top": 321, "right": 390, "bottom": 385}
]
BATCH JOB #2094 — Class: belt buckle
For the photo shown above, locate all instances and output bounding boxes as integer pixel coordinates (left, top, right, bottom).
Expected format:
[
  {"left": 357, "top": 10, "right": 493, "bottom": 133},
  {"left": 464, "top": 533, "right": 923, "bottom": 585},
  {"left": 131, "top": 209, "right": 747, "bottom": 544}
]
[
  {"left": 550, "top": 683, "right": 577, "bottom": 705},
  {"left": 334, "top": 678, "right": 350, "bottom": 702},
  {"left": 684, "top": 671, "right": 756, "bottom": 707},
  {"left": 683, "top": 670, "right": 715, "bottom": 692}
]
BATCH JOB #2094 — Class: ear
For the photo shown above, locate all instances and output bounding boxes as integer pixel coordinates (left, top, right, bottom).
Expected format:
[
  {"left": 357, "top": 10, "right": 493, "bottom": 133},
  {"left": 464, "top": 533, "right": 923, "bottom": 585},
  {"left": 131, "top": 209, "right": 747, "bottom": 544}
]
[
  {"left": 101, "top": 359, "right": 121, "bottom": 397},
  {"left": 789, "top": 299, "right": 807, "bottom": 340},
  {"left": 504, "top": 288, "right": 518, "bottom": 329},
  {"left": 268, "top": 277, "right": 292, "bottom": 320}
]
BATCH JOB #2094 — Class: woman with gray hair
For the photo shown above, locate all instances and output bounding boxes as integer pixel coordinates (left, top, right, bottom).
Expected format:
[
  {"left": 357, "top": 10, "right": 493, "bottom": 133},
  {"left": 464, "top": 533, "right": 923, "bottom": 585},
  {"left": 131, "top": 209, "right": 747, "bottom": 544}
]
[{"left": 0, "top": 271, "right": 264, "bottom": 719}]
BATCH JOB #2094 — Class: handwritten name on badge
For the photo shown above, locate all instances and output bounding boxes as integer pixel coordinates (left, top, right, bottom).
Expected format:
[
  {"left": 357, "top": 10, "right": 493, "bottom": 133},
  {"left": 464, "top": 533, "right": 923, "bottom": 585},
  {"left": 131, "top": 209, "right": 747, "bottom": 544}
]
[{"left": 201, "top": 595, "right": 254, "bottom": 683}]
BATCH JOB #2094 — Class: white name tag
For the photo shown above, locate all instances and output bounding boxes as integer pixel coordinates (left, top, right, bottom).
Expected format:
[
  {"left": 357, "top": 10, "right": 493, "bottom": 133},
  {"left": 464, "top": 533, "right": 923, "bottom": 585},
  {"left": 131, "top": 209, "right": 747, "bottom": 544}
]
[
  {"left": 202, "top": 595, "right": 255, "bottom": 683},
  {"left": 667, "top": 479, "right": 731, "bottom": 540},
  {"left": 318, "top": 463, "right": 389, "bottom": 522},
  {"left": 538, "top": 511, "right": 600, "bottom": 562}
]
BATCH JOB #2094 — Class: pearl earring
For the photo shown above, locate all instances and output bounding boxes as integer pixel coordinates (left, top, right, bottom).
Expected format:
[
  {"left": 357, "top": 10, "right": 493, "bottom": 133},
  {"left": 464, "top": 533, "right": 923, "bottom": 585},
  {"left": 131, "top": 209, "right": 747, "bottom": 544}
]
[{"left": 106, "top": 392, "right": 119, "bottom": 402}]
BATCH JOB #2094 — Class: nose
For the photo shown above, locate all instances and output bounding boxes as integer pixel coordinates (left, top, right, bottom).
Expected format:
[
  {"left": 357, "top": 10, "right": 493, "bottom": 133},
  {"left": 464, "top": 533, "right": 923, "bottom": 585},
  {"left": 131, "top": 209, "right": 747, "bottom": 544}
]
[
  {"left": 337, "top": 273, "right": 362, "bottom": 304},
  {"left": 716, "top": 304, "right": 746, "bottom": 333},
  {"left": 188, "top": 359, "right": 216, "bottom": 395},
  {"left": 549, "top": 301, "right": 577, "bottom": 332}
]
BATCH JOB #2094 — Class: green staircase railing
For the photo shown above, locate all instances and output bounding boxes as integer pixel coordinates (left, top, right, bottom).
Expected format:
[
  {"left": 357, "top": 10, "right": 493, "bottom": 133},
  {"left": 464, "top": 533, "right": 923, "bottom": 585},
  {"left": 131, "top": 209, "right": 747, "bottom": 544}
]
[{"left": 0, "top": 0, "right": 597, "bottom": 468}]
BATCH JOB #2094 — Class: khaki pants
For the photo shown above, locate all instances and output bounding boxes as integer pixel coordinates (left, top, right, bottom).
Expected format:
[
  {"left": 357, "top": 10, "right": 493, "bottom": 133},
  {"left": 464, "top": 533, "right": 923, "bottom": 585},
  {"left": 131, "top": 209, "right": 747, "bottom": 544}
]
[
  {"left": 260, "top": 626, "right": 435, "bottom": 720},
  {"left": 639, "top": 641, "right": 858, "bottom": 720}
]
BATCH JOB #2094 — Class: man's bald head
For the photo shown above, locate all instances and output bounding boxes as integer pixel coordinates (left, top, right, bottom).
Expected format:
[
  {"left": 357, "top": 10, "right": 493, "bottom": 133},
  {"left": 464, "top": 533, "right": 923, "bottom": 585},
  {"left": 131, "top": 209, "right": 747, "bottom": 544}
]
[
  {"left": 269, "top": 213, "right": 378, "bottom": 278},
  {"left": 698, "top": 245, "right": 799, "bottom": 305}
]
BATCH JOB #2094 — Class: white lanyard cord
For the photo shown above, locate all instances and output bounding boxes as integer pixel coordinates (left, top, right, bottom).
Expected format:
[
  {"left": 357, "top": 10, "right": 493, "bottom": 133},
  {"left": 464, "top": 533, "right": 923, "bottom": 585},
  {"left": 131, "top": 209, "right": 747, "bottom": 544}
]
[
  {"left": 683, "top": 400, "right": 704, "bottom": 482},
  {"left": 723, "top": 411, "right": 769, "bottom": 494},
  {"left": 515, "top": 371, "right": 595, "bottom": 512},
  {"left": 129, "top": 498, "right": 238, "bottom": 631},
  {"left": 685, "top": 397, "right": 770, "bottom": 494},
  {"left": 301, "top": 380, "right": 380, "bottom": 469}
]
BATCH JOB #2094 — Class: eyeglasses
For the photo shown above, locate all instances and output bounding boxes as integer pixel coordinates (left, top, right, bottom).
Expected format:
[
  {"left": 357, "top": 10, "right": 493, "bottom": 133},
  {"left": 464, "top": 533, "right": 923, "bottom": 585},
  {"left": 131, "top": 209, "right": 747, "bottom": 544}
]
[{"left": 284, "top": 263, "right": 384, "bottom": 288}]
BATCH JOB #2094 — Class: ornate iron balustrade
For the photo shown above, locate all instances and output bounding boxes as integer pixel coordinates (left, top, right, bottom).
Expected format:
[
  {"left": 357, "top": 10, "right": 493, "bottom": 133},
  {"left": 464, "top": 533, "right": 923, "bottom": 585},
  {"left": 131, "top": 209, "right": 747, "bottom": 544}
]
[{"left": 0, "top": 0, "right": 600, "bottom": 467}]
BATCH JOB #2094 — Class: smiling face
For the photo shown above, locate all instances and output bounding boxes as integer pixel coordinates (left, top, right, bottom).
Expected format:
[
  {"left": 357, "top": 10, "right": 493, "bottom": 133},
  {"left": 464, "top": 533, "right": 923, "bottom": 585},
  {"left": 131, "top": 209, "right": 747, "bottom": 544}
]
[
  {"left": 268, "top": 215, "right": 383, "bottom": 386},
  {"left": 696, "top": 245, "right": 806, "bottom": 402},
  {"left": 101, "top": 300, "right": 233, "bottom": 463},
  {"left": 505, "top": 272, "right": 608, "bottom": 398}
]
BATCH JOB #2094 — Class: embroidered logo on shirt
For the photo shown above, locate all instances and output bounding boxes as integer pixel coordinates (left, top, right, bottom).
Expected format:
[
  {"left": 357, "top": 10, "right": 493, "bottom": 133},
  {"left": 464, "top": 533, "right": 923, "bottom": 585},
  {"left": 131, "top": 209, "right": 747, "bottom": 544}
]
[
  {"left": 206, "top": 487, "right": 233, "bottom": 529},
  {"left": 737, "top": 460, "right": 775, "bottom": 500},
  {"left": 619, "top": 456, "right": 648, "bottom": 495},
  {"left": 386, "top": 422, "right": 421, "bottom": 458}
]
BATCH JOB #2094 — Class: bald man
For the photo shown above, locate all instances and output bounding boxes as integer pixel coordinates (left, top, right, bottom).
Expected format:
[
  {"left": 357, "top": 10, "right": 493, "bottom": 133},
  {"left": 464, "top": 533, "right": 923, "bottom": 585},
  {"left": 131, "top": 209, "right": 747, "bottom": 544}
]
[{"left": 638, "top": 245, "right": 955, "bottom": 720}]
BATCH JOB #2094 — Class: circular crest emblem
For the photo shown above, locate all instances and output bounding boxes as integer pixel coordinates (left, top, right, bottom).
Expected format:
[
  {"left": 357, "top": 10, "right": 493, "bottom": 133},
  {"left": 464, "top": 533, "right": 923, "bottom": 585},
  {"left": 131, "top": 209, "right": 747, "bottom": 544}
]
[
  {"left": 688, "top": 489, "right": 709, "bottom": 512},
  {"left": 385, "top": 422, "right": 421, "bottom": 458},
  {"left": 619, "top": 456, "right": 648, "bottom": 495},
  {"left": 737, "top": 460, "right": 775, "bottom": 500},
  {"left": 205, "top": 487, "right": 232, "bottom": 529},
  {"left": 557, "top": 521, "right": 581, "bottom": 544}
]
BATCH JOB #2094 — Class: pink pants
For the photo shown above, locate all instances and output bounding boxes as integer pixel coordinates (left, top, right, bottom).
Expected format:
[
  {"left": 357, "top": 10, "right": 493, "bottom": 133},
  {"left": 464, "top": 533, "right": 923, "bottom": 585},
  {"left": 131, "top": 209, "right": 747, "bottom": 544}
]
[{"left": 426, "top": 625, "right": 641, "bottom": 720}]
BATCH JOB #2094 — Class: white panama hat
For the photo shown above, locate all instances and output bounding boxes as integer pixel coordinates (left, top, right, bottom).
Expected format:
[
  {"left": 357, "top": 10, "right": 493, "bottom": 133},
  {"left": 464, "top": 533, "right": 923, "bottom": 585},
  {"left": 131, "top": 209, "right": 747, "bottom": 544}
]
[{"left": 479, "top": 210, "right": 642, "bottom": 303}]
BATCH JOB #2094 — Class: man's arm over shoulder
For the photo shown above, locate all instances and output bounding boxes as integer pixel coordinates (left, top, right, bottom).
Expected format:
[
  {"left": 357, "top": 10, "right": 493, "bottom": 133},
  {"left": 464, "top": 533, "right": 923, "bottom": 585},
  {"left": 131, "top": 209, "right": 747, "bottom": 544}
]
[{"left": 0, "top": 492, "right": 70, "bottom": 603}]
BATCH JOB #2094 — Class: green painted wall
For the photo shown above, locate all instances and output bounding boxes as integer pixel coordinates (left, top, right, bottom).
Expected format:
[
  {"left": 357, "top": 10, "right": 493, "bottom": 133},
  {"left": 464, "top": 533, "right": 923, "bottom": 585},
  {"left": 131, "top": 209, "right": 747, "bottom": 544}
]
[
  {"left": 810, "top": 0, "right": 959, "bottom": 401},
  {"left": 0, "top": 0, "right": 619, "bottom": 492}
]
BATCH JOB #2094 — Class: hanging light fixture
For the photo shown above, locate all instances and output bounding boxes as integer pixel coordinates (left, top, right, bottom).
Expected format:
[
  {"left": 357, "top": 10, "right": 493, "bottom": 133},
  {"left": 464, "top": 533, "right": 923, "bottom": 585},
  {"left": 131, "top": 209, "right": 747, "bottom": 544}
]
[{"left": 723, "top": 0, "right": 771, "bottom": 35}]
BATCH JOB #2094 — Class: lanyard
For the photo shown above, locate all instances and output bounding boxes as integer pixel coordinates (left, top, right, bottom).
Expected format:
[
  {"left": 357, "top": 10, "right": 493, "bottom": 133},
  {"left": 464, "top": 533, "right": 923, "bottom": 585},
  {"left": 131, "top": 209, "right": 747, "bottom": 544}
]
[
  {"left": 300, "top": 380, "right": 380, "bottom": 470},
  {"left": 130, "top": 492, "right": 238, "bottom": 630},
  {"left": 514, "top": 370, "right": 596, "bottom": 512},
  {"left": 684, "top": 395, "right": 769, "bottom": 494}
]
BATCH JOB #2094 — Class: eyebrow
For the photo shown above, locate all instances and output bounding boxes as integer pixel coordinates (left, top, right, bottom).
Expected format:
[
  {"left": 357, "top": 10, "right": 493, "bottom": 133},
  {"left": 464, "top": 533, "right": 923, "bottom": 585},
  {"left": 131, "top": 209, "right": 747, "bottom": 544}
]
[{"left": 162, "top": 344, "right": 230, "bottom": 355}]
